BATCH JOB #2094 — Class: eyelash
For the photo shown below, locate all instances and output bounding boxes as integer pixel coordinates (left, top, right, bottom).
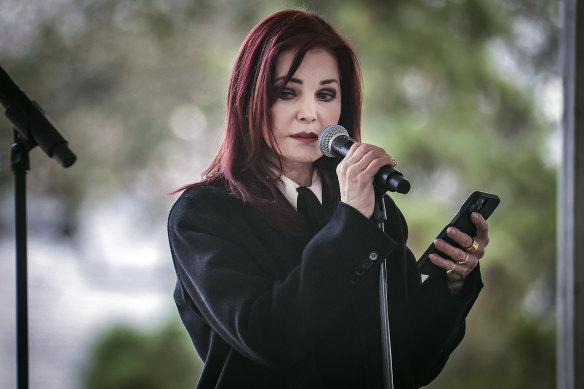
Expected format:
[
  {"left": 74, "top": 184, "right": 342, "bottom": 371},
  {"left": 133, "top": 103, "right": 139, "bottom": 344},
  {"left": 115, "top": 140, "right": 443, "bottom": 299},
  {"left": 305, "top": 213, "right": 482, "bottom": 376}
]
[
  {"left": 317, "top": 89, "right": 337, "bottom": 101},
  {"left": 277, "top": 88, "right": 337, "bottom": 101},
  {"left": 279, "top": 89, "right": 296, "bottom": 100}
]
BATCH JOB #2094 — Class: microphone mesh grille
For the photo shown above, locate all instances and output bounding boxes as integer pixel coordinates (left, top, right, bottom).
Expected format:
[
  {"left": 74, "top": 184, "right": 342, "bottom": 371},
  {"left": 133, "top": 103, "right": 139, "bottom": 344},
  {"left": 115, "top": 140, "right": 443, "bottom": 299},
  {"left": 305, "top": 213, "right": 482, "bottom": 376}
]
[{"left": 318, "top": 125, "right": 349, "bottom": 157}]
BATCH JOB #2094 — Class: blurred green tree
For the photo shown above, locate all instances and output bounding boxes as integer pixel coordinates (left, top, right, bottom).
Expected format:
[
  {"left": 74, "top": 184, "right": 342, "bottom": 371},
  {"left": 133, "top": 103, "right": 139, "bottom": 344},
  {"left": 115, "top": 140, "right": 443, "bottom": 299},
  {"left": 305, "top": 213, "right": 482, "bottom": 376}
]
[{"left": 83, "top": 318, "right": 202, "bottom": 389}]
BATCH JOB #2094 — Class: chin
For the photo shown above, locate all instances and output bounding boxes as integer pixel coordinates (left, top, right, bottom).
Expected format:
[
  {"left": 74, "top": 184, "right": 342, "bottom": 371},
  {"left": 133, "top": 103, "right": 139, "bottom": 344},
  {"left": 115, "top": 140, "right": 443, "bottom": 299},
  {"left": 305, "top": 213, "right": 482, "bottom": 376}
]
[{"left": 302, "top": 153, "right": 323, "bottom": 164}]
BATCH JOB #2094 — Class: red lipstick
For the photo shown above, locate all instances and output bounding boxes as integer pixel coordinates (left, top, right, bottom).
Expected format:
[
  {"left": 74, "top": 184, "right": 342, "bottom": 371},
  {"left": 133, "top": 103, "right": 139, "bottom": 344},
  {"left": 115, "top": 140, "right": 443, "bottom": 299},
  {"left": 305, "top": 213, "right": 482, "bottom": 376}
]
[{"left": 291, "top": 131, "right": 318, "bottom": 143}]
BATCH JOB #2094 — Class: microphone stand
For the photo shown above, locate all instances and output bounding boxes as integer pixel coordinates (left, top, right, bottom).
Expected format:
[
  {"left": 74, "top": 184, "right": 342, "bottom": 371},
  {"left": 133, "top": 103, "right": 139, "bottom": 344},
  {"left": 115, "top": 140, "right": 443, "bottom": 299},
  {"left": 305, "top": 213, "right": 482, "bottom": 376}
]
[
  {"left": 1, "top": 65, "right": 76, "bottom": 389},
  {"left": 11, "top": 133, "right": 30, "bottom": 389},
  {"left": 373, "top": 188, "right": 394, "bottom": 389}
]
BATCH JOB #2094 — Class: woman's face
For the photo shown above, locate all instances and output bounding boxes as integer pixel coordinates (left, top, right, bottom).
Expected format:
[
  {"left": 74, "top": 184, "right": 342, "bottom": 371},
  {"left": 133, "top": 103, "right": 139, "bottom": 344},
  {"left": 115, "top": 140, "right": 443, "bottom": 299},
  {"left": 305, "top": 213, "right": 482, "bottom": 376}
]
[{"left": 267, "top": 48, "right": 342, "bottom": 177}]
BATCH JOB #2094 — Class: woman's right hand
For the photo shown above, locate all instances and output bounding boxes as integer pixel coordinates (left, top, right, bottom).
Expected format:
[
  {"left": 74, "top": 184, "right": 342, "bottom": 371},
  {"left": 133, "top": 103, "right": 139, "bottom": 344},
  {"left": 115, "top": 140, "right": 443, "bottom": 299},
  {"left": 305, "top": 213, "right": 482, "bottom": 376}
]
[{"left": 336, "top": 142, "right": 398, "bottom": 219}]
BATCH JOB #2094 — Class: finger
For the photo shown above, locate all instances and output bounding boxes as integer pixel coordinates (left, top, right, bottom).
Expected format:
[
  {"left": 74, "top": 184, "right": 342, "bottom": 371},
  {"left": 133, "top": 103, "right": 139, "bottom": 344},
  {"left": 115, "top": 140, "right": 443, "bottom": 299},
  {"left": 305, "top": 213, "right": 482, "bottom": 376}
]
[
  {"left": 429, "top": 254, "right": 466, "bottom": 280},
  {"left": 444, "top": 226, "right": 475, "bottom": 252},
  {"left": 471, "top": 212, "right": 490, "bottom": 247},
  {"left": 338, "top": 144, "right": 369, "bottom": 177},
  {"left": 433, "top": 237, "right": 470, "bottom": 265},
  {"left": 348, "top": 153, "right": 394, "bottom": 184},
  {"left": 445, "top": 230, "right": 485, "bottom": 260},
  {"left": 429, "top": 253, "right": 475, "bottom": 279},
  {"left": 432, "top": 238, "right": 479, "bottom": 272},
  {"left": 360, "top": 145, "right": 397, "bottom": 167},
  {"left": 363, "top": 154, "right": 396, "bottom": 177},
  {"left": 336, "top": 143, "right": 361, "bottom": 177},
  {"left": 346, "top": 143, "right": 397, "bottom": 165},
  {"left": 428, "top": 253, "right": 457, "bottom": 272},
  {"left": 341, "top": 147, "right": 393, "bottom": 178},
  {"left": 336, "top": 143, "right": 398, "bottom": 190},
  {"left": 344, "top": 142, "right": 362, "bottom": 158}
]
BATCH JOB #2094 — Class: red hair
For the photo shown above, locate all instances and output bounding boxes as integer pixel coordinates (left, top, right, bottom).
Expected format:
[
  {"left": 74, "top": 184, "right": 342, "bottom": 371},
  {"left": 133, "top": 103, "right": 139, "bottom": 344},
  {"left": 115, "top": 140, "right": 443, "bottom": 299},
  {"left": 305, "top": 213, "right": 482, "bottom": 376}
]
[{"left": 181, "top": 9, "right": 363, "bottom": 228}]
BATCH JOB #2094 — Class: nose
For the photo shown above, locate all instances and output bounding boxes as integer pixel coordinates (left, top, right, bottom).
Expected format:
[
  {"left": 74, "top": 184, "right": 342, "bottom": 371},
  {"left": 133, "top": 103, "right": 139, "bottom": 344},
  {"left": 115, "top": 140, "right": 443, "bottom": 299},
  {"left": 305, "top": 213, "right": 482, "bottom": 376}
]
[{"left": 297, "top": 97, "right": 317, "bottom": 124}]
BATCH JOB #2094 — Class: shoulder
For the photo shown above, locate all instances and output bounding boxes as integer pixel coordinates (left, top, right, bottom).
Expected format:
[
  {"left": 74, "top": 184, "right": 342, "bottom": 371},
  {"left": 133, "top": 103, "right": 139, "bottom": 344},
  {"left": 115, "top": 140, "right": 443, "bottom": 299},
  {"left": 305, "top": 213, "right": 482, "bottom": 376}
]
[
  {"left": 173, "top": 185, "right": 243, "bottom": 211},
  {"left": 179, "top": 184, "right": 239, "bottom": 202},
  {"left": 168, "top": 184, "right": 270, "bottom": 236},
  {"left": 169, "top": 185, "right": 244, "bottom": 225}
]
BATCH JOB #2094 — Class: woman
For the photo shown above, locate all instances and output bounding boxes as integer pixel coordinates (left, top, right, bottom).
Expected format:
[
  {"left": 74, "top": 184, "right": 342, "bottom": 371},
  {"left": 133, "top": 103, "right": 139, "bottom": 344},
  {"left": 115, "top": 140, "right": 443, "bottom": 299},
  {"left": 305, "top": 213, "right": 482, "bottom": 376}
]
[{"left": 168, "top": 9, "right": 489, "bottom": 389}]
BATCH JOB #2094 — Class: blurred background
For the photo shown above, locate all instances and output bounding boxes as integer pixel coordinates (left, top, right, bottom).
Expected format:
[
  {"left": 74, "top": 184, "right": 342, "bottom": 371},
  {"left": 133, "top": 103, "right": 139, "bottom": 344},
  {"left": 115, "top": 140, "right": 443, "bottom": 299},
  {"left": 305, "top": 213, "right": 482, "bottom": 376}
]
[{"left": 0, "top": 0, "right": 560, "bottom": 388}]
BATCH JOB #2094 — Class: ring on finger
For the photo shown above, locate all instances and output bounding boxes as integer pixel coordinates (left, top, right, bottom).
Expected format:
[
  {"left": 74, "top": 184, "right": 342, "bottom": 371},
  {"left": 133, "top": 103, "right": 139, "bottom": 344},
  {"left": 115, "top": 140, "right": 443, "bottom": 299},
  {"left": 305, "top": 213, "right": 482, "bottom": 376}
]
[
  {"left": 466, "top": 239, "right": 479, "bottom": 254},
  {"left": 456, "top": 253, "right": 469, "bottom": 265},
  {"left": 446, "top": 262, "right": 456, "bottom": 274}
]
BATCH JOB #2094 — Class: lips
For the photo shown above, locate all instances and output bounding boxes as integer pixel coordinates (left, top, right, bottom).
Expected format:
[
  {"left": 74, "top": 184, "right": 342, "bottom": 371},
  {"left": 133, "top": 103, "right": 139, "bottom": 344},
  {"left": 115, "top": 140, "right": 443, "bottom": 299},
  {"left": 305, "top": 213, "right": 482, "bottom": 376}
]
[{"left": 290, "top": 131, "right": 318, "bottom": 143}]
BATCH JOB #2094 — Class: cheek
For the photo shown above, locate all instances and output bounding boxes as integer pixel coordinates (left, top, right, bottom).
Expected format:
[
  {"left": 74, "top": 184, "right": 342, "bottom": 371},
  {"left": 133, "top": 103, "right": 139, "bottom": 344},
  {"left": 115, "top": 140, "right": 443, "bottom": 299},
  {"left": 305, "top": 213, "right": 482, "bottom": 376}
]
[
  {"left": 321, "top": 100, "right": 342, "bottom": 125},
  {"left": 332, "top": 102, "right": 342, "bottom": 122},
  {"left": 271, "top": 103, "right": 292, "bottom": 126}
]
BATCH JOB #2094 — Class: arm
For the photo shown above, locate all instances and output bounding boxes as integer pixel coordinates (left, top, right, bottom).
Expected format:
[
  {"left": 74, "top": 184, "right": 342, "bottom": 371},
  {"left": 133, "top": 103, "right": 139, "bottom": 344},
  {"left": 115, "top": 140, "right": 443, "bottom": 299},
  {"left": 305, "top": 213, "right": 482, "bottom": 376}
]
[
  {"left": 335, "top": 139, "right": 485, "bottom": 385},
  {"left": 385, "top": 198, "right": 483, "bottom": 387},
  {"left": 168, "top": 188, "right": 395, "bottom": 369},
  {"left": 408, "top": 264, "right": 483, "bottom": 387}
]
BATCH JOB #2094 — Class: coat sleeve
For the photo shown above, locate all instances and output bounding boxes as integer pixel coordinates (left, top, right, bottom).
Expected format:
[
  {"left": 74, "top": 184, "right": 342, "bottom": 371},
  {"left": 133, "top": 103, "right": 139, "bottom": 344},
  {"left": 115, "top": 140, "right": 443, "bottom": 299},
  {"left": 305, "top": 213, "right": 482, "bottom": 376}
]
[
  {"left": 388, "top": 198, "right": 483, "bottom": 387},
  {"left": 408, "top": 269, "right": 482, "bottom": 387},
  {"left": 168, "top": 188, "right": 396, "bottom": 370}
]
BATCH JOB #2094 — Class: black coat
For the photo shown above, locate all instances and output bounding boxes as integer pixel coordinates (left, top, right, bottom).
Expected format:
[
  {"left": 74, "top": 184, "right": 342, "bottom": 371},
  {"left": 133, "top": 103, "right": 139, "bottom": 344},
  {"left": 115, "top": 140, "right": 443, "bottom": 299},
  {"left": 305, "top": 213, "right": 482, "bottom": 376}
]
[{"left": 168, "top": 185, "right": 483, "bottom": 388}]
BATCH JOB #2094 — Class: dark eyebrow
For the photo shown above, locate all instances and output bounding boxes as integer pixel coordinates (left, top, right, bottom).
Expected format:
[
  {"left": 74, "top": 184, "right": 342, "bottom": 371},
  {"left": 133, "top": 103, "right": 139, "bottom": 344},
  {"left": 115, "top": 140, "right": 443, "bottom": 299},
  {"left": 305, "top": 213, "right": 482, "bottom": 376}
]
[
  {"left": 274, "top": 77, "right": 339, "bottom": 86},
  {"left": 320, "top": 79, "right": 339, "bottom": 86}
]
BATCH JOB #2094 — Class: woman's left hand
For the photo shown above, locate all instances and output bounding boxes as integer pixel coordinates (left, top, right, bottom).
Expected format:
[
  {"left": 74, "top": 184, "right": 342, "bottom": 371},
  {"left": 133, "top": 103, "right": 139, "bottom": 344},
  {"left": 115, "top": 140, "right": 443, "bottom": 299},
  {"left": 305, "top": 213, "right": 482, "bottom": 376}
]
[{"left": 429, "top": 212, "right": 490, "bottom": 294}]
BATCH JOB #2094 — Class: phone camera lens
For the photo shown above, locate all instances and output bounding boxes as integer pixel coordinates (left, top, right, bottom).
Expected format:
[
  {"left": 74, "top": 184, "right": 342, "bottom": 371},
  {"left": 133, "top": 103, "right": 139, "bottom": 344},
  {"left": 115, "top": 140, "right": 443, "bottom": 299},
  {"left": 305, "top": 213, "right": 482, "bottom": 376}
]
[{"left": 469, "top": 198, "right": 485, "bottom": 213}]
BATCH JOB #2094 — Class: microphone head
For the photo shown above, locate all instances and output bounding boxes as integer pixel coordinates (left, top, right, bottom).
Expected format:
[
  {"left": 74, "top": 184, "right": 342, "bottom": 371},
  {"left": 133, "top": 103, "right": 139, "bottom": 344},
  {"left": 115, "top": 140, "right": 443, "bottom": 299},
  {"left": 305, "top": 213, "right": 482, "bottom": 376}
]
[{"left": 318, "top": 125, "right": 349, "bottom": 157}]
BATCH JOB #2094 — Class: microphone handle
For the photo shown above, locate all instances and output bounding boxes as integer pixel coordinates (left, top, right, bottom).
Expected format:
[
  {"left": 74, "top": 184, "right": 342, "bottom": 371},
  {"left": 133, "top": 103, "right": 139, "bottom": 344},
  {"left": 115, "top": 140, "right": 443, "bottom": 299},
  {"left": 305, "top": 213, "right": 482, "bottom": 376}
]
[
  {"left": 330, "top": 135, "right": 354, "bottom": 157},
  {"left": 330, "top": 136, "right": 410, "bottom": 194},
  {"left": 376, "top": 165, "right": 410, "bottom": 195}
]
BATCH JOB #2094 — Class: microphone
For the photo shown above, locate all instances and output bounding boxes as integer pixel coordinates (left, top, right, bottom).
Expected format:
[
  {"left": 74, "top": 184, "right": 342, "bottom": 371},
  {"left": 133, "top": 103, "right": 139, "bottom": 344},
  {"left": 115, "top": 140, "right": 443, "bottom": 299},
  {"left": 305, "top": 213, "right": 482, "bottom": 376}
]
[
  {"left": 318, "top": 124, "right": 410, "bottom": 194},
  {"left": 0, "top": 66, "right": 76, "bottom": 168}
]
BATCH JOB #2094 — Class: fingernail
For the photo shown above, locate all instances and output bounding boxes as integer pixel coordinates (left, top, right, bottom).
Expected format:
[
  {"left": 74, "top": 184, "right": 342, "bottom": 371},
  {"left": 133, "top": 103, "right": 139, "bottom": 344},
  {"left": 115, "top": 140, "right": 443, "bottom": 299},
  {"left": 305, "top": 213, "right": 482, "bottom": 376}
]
[{"left": 447, "top": 227, "right": 455, "bottom": 235}]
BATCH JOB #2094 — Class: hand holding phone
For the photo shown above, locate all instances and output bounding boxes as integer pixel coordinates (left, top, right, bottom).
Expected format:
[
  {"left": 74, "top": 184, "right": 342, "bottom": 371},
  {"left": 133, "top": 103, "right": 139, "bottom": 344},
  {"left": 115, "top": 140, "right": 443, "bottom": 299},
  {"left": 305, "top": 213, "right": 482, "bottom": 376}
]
[{"left": 417, "top": 191, "right": 500, "bottom": 277}]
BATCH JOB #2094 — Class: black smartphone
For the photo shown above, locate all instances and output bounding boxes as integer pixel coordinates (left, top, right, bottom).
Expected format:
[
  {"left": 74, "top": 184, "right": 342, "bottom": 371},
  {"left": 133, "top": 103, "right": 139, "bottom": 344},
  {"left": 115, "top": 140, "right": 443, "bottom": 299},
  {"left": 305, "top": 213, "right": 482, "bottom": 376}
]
[{"left": 417, "top": 191, "right": 500, "bottom": 277}]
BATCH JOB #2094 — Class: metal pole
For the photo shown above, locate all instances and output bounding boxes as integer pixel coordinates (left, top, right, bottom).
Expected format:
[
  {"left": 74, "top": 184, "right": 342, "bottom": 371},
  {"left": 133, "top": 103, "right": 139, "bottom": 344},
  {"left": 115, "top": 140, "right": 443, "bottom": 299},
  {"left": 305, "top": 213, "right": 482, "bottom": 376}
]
[
  {"left": 374, "top": 192, "right": 394, "bottom": 389},
  {"left": 12, "top": 137, "right": 30, "bottom": 389},
  {"left": 558, "top": 0, "right": 584, "bottom": 387}
]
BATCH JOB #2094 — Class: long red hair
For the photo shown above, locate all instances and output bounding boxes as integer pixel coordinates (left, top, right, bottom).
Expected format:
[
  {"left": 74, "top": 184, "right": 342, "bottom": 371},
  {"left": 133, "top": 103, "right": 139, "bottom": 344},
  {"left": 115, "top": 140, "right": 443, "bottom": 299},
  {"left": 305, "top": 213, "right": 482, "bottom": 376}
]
[{"left": 181, "top": 9, "right": 363, "bottom": 229}]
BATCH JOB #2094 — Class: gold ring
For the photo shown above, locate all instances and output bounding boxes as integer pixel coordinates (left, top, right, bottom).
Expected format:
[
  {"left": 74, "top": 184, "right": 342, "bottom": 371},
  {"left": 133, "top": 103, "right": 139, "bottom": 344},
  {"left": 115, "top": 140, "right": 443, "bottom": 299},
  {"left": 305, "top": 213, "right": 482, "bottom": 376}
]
[
  {"left": 466, "top": 239, "right": 479, "bottom": 254},
  {"left": 446, "top": 262, "right": 456, "bottom": 274},
  {"left": 457, "top": 253, "right": 469, "bottom": 265}
]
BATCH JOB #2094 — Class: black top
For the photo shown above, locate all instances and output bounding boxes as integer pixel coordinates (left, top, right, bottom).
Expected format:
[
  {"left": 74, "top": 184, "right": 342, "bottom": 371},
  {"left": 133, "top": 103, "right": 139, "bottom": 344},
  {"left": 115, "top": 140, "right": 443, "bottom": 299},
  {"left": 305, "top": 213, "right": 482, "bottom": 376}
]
[{"left": 168, "top": 185, "right": 483, "bottom": 388}]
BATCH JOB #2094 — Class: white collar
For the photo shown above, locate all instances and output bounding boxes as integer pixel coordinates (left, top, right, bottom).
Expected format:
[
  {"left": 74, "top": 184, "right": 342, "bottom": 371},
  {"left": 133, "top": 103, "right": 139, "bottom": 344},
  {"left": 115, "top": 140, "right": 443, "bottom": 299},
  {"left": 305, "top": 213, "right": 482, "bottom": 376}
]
[{"left": 275, "top": 169, "right": 323, "bottom": 210}]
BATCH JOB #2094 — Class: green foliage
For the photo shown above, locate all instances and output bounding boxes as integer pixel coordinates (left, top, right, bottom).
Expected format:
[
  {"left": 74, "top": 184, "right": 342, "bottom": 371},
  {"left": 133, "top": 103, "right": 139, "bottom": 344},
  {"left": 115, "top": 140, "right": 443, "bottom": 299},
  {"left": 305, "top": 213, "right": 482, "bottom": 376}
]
[{"left": 82, "top": 318, "right": 202, "bottom": 389}]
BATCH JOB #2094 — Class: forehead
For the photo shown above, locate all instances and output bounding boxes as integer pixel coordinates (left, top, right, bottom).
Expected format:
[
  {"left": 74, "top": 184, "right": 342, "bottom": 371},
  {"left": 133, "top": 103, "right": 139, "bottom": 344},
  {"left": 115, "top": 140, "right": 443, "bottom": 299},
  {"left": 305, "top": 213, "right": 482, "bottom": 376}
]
[{"left": 274, "top": 48, "right": 339, "bottom": 80}]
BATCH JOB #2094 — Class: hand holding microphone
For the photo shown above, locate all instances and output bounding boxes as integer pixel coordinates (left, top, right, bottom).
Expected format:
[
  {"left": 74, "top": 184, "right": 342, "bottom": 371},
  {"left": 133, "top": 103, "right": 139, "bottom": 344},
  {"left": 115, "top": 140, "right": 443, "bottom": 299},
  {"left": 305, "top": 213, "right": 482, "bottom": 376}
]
[
  {"left": 318, "top": 125, "right": 410, "bottom": 218},
  {"left": 318, "top": 125, "right": 410, "bottom": 194}
]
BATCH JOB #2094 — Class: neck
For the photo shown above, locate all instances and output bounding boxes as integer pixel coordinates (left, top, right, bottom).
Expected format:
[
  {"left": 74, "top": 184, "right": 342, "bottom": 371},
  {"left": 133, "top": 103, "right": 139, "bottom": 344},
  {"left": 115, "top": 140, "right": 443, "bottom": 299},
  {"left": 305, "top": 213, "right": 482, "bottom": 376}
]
[{"left": 283, "top": 163, "right": 314, "bottom": 187}]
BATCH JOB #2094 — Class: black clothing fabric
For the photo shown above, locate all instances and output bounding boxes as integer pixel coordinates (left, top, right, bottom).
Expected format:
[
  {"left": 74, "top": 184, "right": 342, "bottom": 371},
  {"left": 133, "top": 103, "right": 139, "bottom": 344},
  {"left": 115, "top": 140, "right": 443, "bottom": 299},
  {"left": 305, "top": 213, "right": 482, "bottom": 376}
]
[
  {"left": 168, "top": 185, "right": 483, "bottom": 388},
  {"left": 296, "top": 186, "right": 327, "bottom": 233}
]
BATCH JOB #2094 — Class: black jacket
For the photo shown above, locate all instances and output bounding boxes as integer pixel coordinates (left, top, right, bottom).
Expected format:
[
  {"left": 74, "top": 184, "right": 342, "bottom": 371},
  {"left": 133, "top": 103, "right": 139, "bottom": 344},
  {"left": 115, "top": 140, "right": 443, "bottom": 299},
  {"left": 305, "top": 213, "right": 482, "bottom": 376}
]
[{"left": 168, "top": 185, "right": 483, "bottom": 388}]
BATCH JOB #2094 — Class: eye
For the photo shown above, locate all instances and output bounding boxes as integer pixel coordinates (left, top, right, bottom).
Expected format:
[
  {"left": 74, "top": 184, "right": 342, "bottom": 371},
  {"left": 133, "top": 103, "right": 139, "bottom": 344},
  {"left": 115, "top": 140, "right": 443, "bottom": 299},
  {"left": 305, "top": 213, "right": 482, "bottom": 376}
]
[
  {"left": 279, "top": 88, "right": 296, "bottom": 100},
  {"left": 317, "top": 88, "right": 337, "bottom": 102}
]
